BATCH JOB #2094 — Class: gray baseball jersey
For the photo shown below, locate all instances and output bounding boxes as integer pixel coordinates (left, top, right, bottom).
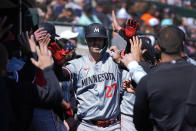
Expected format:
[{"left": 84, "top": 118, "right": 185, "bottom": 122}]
[
  {"left": 63, "top": 52, "right": 122, "bottom": 120},
  {"left": 120, "top": 70, "right": 135, "bottom": 116}
]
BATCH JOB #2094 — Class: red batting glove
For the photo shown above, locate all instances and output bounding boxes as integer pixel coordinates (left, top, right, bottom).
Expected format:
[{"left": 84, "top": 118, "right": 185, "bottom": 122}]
[
  {"left": 48, "top": 42, "right": 62, "bottom": 54},
  {"left": 64, "top": 103, "right": 73, "bottom": 117},
  {"left": 66, "top": 108, "right": 73, "bottom": 117},
  {"left": 121, "top": 18, "right": 139, "bottom": 39},
  {"left": 48, "top": 42, "right": 69, "bottom": 65}
]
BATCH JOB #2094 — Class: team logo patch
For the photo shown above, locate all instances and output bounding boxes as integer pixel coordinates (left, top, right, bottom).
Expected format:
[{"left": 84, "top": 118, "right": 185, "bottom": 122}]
[
  {"left": 94, "top": 26, "right": 99, "bottom": 33},
  {"left": 84, "top": 67, "right": 90, "bottom": 71}
]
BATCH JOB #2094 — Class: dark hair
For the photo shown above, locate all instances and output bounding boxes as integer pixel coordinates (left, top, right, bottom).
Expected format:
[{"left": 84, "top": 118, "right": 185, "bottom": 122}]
[
  {"left": 167, "top": 25, "right": 185, "bottom": 41},
  {"left": 157, "top": 27, "right": 183, "bottom": 55},
  {"left": 140, "top": 37, "right": 155, "bottom": 64},
  {"left": 167, "top": 25, "right": 185, "bottom": 51}
]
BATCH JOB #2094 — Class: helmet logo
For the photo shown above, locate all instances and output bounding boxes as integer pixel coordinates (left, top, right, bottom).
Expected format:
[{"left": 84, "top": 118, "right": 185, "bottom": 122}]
[{"left": 94, "top": 27, "right": 99, "bottom": 33}]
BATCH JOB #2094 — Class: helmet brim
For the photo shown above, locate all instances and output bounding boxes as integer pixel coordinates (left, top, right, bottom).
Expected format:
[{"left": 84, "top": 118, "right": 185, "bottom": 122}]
[
  {"left": 85, "top": 33, "right": 107, "bottom": 38},
  {"left": 55, "top": 34, "right": 60, "bottom": 37}
]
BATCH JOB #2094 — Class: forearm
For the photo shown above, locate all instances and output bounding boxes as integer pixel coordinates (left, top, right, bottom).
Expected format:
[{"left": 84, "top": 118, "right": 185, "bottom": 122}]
[
  {"left": 35, "top": 65, "right": 64, "bottom": 107},
  {"left": 61, "top": 66, "right": 72, "bottom": 81},
  {"left": 119, "top": 29, "right": 127, "bottom": 41},
  {"left": 127, "top": 61, "right": 146, "bottom": 84},
  {"left": 54, "top": 64, "right": 70, "bottom": 82}
]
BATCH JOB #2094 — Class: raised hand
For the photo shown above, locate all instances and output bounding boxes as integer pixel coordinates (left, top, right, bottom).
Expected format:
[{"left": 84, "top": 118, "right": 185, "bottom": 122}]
[
  {"left": 34, "top": 27, "right": 47, "bottom": 42},
  {"left": 112, "top": 10, "right": 121, "bottom": 32},
  {"left": 121, "top": 18, "right": 140, "bottom": 38},
  {"left": 18, "top": 31, "right": 37, "bottom": 53},
  {"left": 0, "top": 16, "right": 13, "bottom": 40},
  {"left": 48, "top": 40, "right": 69, "bottom": 66},
  {"left": 123, "top": 80, "right": 135, "bottom": 94},
  {"left": 130, "top": 36, "right": 145, "bottom": 62},
  {"left": 31, "top": 37, "right": 53, "bottom": 70},
  {"left": 27, "top": 33, "right": 37, "bottom": 53},
  {"left": 39, "top": 33, "right": 51, "bottom": 47}
]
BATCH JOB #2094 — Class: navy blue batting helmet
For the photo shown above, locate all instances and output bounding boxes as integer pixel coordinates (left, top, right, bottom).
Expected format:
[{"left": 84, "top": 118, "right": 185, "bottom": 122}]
[{"left": 85, "top": 23, "right": 107, "bottom": 38}]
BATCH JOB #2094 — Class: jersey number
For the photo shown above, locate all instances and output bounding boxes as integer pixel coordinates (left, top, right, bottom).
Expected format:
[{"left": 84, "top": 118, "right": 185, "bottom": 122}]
[{"left": 105, "top": 83, "right": 117, "bottom": 98}]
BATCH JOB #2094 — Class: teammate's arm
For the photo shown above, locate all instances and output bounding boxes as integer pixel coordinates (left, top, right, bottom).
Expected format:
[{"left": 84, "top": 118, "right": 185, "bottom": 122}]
[
  {"left": 30, "top": 39, "right": 64, "bottom": 107},
  {"left": 133, "top": 76, "right": 153, "bottom": 131},
  {"left": 61, "top": 66, "right": 72, "bottom": 81},
  {"left": 110, "top": 45, "right": 146, "bottom": 84},
  {"left": 121, "top": 54, "right": 146, "bottom": 84}
]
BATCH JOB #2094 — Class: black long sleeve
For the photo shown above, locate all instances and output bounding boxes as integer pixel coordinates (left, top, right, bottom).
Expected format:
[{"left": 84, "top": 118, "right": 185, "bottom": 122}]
[
  {"left": 133, "top": 76, "right": 153, "bottom": 131},
  {"left": 7, "top": 64, "right": 64, "bottom": 130},
  {"left": 14, "top": 65, "right": 63, "bottom": 108},
  {"left": 35, "top": 66, "right": 64, "bottom": 107},
  {"left": 57, "top": 65, "right": 72, "bottom": 81}
]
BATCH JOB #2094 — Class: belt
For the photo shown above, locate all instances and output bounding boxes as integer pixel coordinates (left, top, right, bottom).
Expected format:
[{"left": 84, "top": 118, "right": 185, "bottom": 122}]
[
  {"left": 92, "top": 119, "right": 118, "bottom": 127},
  {"left": 82, "top": 117, "right": 119, "bottom": 127}
]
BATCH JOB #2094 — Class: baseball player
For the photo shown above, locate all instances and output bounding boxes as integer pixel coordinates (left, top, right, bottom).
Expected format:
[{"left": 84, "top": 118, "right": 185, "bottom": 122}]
[
  {"left": 111, "top": 10, "right": 150, "bottom": 131},
  {"left": 60, "top": 23, "right": 123, "bottom": 130},
  {"left": 120, "top": 37, "right": 155, "bottom": 131}
]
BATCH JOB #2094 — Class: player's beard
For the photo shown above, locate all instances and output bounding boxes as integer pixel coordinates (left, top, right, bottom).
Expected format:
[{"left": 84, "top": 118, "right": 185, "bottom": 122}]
[{"left": 88, "top": 47, "right": 103, "bottom": 62}]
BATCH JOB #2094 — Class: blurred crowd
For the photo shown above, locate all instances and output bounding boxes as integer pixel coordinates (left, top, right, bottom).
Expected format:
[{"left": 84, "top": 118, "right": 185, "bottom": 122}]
[{"left": 36, "top": 0, "right": 196, "bottom": 58}]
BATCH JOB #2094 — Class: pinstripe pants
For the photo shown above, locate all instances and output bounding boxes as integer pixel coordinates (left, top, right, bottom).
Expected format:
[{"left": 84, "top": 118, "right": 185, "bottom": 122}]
[{"left": 120, "top": 114, "right": 137, "bottom": 131}]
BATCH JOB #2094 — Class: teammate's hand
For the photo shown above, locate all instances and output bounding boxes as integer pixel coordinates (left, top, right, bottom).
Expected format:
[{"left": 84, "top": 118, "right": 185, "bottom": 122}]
[
  {"left": 109, "top": 46, "right": 121, "bottom": 64},
  {"left": 34, "top": 27, "right": 47, "bottom": 42},
  {"left": 17, "top": 31, "right": 31, "bottom": 53},
  {"left": 63, "top": 120, "right": 70, "bottom": 131},
  {"left": 121, "top": 18, "right": 139, "bottom": 38},
  {"left": 48, "top": 42, "right": 69, "bottom": 65},
  {"left": 39, "top": 33, "right": 51, "bottom": 47},
  {"left": 112, "top": 10, "right": 121, "bottom": 32},
  {"left": 123, "top": 80, "right": 135, "bottom": 94},
  {"left": 121, "top": 53, "right": 136, "bottom": 67},
  {"left": 31, "top": 38, "right": 53, "bottom": 70},
  {"left": 130, "top": 36, "right": 146, "bottom": 62},
  {"left": 27, "top": 33, "right": 37, "bottom": 53},
  {"left": 61, "top": 100, "right": 73, "bottom": 117}
]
